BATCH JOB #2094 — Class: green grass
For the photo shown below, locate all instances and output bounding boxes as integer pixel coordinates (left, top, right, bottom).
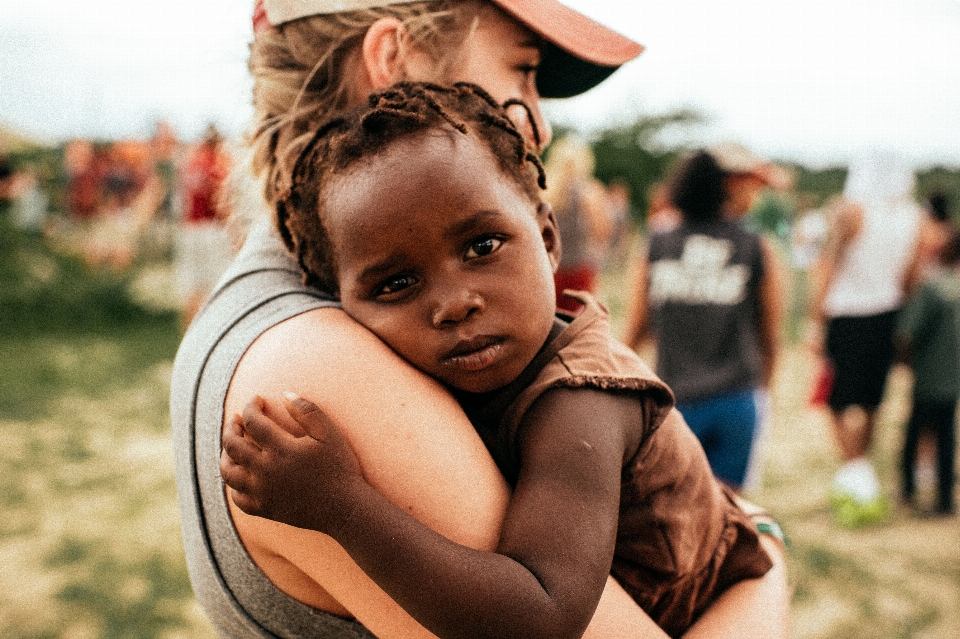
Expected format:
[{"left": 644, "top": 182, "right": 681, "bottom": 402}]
[
  {"left": 0, "top": 326, "right": 216, "bottom": 639},
  {"left": 0, "top": 215, "right": 215, "bottom": 639},
  {"left": 0, "top": 324, "right": 178, "bottom": 422}
]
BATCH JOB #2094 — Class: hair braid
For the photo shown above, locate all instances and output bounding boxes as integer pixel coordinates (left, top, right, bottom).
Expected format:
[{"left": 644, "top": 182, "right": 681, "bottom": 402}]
[{"left": 501, "top": 97, "right": 542, "bottom": 149}]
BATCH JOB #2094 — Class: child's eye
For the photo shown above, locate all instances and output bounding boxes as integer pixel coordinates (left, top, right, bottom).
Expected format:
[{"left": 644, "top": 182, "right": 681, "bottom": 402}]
[
  {"left": 375, "top": 274, "right": 418, "bottom": 298},
  {"left": 465, "top": 237, "right": 503, "bottom": 259}
]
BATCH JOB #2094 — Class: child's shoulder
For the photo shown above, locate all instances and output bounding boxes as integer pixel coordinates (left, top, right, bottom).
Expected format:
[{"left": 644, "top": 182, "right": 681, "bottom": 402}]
[
  {"left": 509, "top": 294, "right": 675, "bottom": 427},
  {"left": 553, "top": 293, "right": 661, "bottom": 384}
]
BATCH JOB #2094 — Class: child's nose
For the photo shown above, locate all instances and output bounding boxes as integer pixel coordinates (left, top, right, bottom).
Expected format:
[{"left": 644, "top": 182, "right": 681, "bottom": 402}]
[{"left": 431, "top": 287, "right": 483, "bottom": 328}]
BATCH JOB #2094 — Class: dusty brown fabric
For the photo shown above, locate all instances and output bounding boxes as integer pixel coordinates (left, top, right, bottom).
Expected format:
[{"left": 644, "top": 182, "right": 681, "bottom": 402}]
[{"left": 499, "top": 293, "right": 773, "bottom": 637}]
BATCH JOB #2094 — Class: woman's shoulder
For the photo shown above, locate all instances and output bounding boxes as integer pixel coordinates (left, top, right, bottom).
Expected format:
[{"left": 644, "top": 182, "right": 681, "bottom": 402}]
[{"left": 239, "top": 306, "right": 438, "bottom": 392}]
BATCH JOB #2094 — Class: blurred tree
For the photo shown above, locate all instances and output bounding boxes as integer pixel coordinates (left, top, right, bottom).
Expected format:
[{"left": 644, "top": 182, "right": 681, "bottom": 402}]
[
  {"left": 544, "top": 110, "right": 702, "bottom": 228},
  {"left": 745, "top": 190, "right": 796, "bottom": 240},
  {"left": 785, "top": 164, "right": 960, "bottom": 221},
  {"left": 917, "top": 166, "right": 960, "bottom": 221},
  {"left": 548, "top": 114, "right": 960, "bottom": 234},
  {"left": 788, "top": 165, "right": 847, "bottom": 207},
  {"left": 591, "top": 110, "right": 702, "bottom": 227}
]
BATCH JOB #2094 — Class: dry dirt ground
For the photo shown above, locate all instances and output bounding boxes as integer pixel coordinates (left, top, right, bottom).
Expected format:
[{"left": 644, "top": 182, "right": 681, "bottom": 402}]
[{"left": 753, "top": 348, "right": 959, "bottom": 639}]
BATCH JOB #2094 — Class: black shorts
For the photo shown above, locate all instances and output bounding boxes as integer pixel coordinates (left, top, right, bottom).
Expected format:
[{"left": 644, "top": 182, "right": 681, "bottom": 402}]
[{"left": 825, "top": 310, "right": 898, "bottom": 410}]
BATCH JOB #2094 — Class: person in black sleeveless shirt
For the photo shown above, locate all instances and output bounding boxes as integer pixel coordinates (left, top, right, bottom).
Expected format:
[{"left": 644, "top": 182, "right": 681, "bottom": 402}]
[{"left": 625, "top": 145, "right": 786, "bottom": 491}]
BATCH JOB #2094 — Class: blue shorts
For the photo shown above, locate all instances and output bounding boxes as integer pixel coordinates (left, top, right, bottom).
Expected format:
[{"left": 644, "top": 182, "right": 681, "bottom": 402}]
[{"left": 676, "top": 389, "right": 761, "bottom": 489}]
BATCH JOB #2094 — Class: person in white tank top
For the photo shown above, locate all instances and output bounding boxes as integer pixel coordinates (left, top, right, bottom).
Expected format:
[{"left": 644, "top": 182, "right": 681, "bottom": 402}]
[
  {"left": 823, "top": 151, "right": 922, "bottom": 318},
  {"left": 809, "top": 150, "right": 924, "bottom": 527}
]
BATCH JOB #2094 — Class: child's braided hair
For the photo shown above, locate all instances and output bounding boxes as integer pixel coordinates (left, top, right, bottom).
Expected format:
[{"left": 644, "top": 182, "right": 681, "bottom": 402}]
[{"left": 273, "top": 81, "right": 547, "bottom": 295}]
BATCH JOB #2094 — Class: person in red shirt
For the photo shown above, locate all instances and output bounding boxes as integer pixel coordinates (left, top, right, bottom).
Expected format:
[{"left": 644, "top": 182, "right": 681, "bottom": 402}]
[{"left": 175, "top": 125, "right": 233, "bottom": 327}]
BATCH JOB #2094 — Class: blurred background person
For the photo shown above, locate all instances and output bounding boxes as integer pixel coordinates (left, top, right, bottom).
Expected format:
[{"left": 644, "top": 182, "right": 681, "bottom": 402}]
[
  {"left": 788, "top": 196, "right": 829, "bottom": 341},
  {"left": 63, "top": 139, "right": 101, "bottom": 228},
  {"left": 0, "top": 155, "right": 47, "bottom": 231},
  {"left": 894, "top": 230, "right": 960, "bottom": 517},
  {"left": 646, "top": 181, "right": 681, "bottom": 235},
  {"left": 7, "top": 167, "right": 49, "bottom": 233},
  {"left": 84, "top": 140, "right": 153, "bottom": 272},
  {"left": 624, "top": 143, "right": 785, "bottom": 493},
  {"left": 808, "top": 149, "right": 924, "bottom": 527},
  {"left": 907, "top": 191, "right": 957, "bottom": 496},
  {"left": 602, "top": 178, "right": 634, "bottom": 267},
  {"left": 140, "top": 121, "right": 181, "bottom": 260},
  {"left": 0, "top": 154, "right": 13, "bottom": 203},
  {"left": 916, "top": 192, "right": 954, "bottom": 275},
  {"left": 543, "top": 133, "right": 612, "bottom": 314},
  {"left": 174, "top": 125, "right": 232, "bottom": 329}
]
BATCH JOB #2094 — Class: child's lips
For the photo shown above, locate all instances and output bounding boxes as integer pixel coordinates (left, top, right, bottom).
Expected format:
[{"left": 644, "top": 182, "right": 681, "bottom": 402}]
[{"left": 444, "top": 336, "right": 504, "bottom": 373}]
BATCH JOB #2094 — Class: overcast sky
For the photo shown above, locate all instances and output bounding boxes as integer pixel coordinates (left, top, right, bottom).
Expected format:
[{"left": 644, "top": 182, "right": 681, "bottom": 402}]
[{"left": 2, "top": 0, "right": 959, "bottom": 168}]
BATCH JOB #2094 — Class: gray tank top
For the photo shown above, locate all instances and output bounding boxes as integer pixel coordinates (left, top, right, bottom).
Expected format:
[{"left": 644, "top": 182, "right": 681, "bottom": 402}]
[{"left": 170, "top": 221, "right": 377, "bottom": 639}]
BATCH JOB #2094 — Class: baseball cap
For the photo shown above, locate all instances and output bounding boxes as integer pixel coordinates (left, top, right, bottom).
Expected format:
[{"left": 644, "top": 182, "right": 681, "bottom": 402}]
[{"left": 252, "top": 0, "right": 643, "bottom": 98}]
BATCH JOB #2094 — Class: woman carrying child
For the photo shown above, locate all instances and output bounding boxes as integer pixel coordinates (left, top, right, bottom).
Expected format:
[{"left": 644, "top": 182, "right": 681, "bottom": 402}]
[
  {"left": 170, "top": 1, "right": 790, "bottom": 637},
  {"left": 220, "top": 81, "right": 787, "bottom": 639}
]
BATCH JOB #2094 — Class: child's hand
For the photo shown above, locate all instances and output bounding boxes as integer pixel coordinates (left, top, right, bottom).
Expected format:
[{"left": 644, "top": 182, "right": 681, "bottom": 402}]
[{"left": 219, "top": 393, "right": 365, "bottom": 536}]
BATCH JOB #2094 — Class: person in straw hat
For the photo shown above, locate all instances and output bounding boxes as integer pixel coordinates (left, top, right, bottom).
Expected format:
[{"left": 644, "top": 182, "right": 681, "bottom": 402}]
[{"left": 624, "top": 143, "right": 786, "bottom": 494}]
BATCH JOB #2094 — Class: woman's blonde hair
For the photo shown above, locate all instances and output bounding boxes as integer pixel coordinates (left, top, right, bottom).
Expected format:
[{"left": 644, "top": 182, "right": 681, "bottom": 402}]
[
  {"left": 543, "top": 133, "right": 595, "bottom": 212},
  {"left": 247, "top": 0, "right": 484, "bottom": 208}
]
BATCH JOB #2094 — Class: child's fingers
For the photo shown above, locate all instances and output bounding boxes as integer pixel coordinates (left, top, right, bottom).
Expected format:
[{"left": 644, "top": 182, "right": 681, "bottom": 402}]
[
  {"left": 219, "top": 448, "right": 253, "bottom": 495},
  {"left": 241, "top": 398, "right": 288, "bottom": 446},
  {"left": 223, "top": 413, "right": 261, "bottom": 450},
  {"left": 225, "top": 480, "right": 263, "bottom": 517},
  {"left": 222, "top": 418, "right": 262, "bottom": 467},
  {"left": 281, "top": 391, "right": 336, "bottom": 440}
]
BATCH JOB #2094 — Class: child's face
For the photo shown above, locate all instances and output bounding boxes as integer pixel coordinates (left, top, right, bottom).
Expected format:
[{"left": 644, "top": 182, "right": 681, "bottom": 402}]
[{"left": 323, "top": 129, "right": 560, "bottom": 393}]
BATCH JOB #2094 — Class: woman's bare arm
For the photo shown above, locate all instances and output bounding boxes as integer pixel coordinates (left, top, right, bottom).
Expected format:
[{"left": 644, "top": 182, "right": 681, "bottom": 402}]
[
  {"left": 226, "top": 385, "right": 632, "bottom": 639},
  {"left": 683, "top": 493, "right": 790, "bottom": 638},
  {"left": 682, "top": 533, "right": 791, "bottom": 639},
  {"left": 225, "top": 307, "right": 508, "bottom": 636}
]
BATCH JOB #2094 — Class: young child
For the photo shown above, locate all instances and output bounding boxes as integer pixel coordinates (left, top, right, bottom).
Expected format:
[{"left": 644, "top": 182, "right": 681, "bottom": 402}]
[
  {"left": 220, "top": 82, "right": 776, "bottom": 639},
  {"left": 895, "top": 230, "right": 960, "bottom": 516}
]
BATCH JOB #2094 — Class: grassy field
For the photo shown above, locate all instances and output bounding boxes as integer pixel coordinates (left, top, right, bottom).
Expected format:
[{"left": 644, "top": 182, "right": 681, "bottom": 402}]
[
  {"left": 1, "top": 235, "right": 957, "bottom": 638},
  {"left": 0, "top": 323, "right": 218, "bottom": 639}
]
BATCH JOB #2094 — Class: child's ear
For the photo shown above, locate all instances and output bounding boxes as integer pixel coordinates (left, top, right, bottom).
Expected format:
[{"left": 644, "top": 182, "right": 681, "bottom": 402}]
[{"left": 537, "top": 202, "right": 561, "bottom": 272}]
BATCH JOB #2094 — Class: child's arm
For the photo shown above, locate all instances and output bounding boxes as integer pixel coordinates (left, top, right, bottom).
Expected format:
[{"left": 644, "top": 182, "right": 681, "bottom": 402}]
[{"left": 222, "top": 389, "right": 635, "bottom": 639}]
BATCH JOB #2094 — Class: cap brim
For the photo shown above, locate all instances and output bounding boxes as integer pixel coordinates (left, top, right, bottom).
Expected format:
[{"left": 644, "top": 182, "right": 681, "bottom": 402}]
[
  {"left": 536, "top": 41, "right": 619, "bottom": 98},
  {"left": 491, "top": 0, "right": 643, "bottom": 98},
  {"left": 260, "top": 0, "right": 643, "bottom": 99}
]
